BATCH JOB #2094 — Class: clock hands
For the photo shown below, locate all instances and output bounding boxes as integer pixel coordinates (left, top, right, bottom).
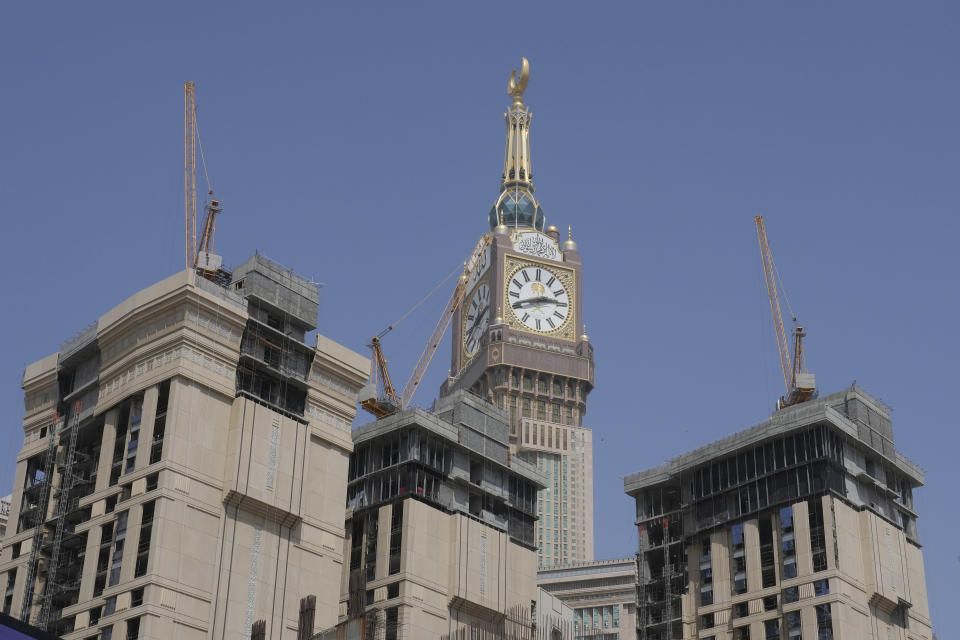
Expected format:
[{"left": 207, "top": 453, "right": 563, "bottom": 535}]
[
  {"left": 466, "top": 305, "right": 490, "bottom": 344},
  {"left": 511, "top": 295, "right": 557, "bottom": 309}
]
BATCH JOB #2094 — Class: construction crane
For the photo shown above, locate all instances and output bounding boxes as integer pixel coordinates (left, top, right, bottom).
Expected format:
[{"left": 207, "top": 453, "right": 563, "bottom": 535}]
[
  {"left": 184, "top": 81, "right": 226, "bottom": 279},
  {"left": 754, "top": 215, "right": 816, "bottom": 409},
  {"left": 359, "top": 235, "right": 492, "bottom": 418}
]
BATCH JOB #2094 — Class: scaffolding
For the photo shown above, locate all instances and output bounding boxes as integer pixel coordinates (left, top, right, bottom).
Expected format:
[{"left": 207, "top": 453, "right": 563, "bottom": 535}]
[
  {"left": 36, "top": 401, "right": 84, "bottom": 630},
  {"left": 635, "top": 485, "right": 686, "bottom": 640},
  {"left": 19, "top": 413, "right": 61, "bottom": 623}
]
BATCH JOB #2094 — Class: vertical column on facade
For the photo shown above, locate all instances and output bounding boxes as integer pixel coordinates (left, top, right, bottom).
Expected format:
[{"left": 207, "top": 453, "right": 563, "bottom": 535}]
[
  {"left": 77, "top": 525, "right": 103, "bottom": 604},
  {"left": 792, "top": 500, "right": 813, "bottom": 578},
  {"left": 743, "top": 518, "right": 761, "bottom": 596},
  {"left": 118, "top": 502, "right": 144, "bottom": 588},
  {"left": 711, "top": 530, "right": 730, "bottom": 608},
  {"left": 800, "top": 603, "right": 819, "bottom": 640},
  {"left": 133, "top": 386, "right": 159, "bottom": 472},
  {"left": 822, "top": 495, "right": 840, "bottom": 573},
  {"left": 161, "top": 378, "right": 188, "bottom": 466},
  {"left": 94, "top": 409, "right": 119, "bottom": 493},
  {"left": 7, "top": 457, "right": 29, "bottom": 533},
  {"left": 268, "top": 519, "right": 291, "bottom": 640}
]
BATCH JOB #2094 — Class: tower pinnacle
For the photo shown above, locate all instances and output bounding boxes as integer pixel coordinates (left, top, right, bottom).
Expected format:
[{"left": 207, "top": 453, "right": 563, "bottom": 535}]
[{"left": 489, "top": 57, "right": 545, "bottom": 231}]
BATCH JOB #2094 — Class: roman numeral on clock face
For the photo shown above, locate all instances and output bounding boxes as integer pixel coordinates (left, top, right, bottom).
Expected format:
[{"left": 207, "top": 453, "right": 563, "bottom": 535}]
[
  {"left": 522, "top": 313, "right": 530, "bottom": 323},
  {"left": 509, "top": 291, "right": 519, "bottom": 298},
  {"left": 512, "top": 279, "right": 522, "bottom": 289},
  {"left": 546, "top": 318, "right": 555, "bottom": 329},
  {"left": 535, "top": 319, "right": 541, "bottom": 330},
  {"left": 535, "top": 268, "right": 541, "bottom": 281},
  {"left": 553, "top": 310, "right": 564, "bottom": 319},
  {"left": 546, "top": 276, "right": 555, "bottom": 287},
  {"left": 553, "top": 289, "right": 564, "bottom": 297},
  {"left": 522, "top": 270, "right": 531, "bottom": 282}
]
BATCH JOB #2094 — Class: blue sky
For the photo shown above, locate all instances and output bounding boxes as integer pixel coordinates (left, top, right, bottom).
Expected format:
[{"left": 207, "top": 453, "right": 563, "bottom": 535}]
[{"left": 1, "top": 1, "right": 957, "bottom": 632}]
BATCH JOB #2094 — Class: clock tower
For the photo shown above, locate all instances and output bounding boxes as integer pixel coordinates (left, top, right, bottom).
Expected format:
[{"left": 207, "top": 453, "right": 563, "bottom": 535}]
[{"left": 441, "top": 59, "right": 595, "bottom": 566}]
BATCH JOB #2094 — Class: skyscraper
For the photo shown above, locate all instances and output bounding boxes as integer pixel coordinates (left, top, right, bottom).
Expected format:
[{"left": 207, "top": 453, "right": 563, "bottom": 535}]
[
  {"left": 442, "top": 58, "right": 595, "bottom": 568},
  {"left": 625, "top": 386, "right": 933, "bottom": 640}
]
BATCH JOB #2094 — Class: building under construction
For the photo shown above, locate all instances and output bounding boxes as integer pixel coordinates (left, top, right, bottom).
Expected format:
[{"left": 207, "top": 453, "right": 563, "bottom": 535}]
[
  {"left": 0, "top": 254, "right": 368, "bottom": 639},
  {"left": 624, "top": 386, "right": 933, "bottom": 640}
]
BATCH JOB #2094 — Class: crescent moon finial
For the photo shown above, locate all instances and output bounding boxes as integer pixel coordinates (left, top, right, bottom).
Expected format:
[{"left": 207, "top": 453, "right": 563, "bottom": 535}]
[{"left": 508, "top": 57, "right": 530, "bottom": 105}]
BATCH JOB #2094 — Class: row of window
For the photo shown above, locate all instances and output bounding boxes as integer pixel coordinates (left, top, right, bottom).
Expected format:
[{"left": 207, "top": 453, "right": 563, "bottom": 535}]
[
  {"left": 573, "top": 604, "right": 620, "bottom": 631},
  {"left": 699, "top": 500, "right": 831, "bottom": 607},
  {"left": 704, "top": 602, "right": 833, "bottom": 640},
  {"left": 690, "top": 425, "right": 844, "bottom": 502}
]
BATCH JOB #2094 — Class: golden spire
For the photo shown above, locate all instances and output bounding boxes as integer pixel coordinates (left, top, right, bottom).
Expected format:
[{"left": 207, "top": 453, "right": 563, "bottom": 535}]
[
  {"left": 490, "top": 57, "right": 546, "bottom": 231},
  {"left": 502, "top": 57, "right": 533, "bottom": 189}
]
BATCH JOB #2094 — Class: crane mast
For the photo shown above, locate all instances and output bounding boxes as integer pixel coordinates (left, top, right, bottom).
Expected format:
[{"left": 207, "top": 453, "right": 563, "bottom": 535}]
[
  {"left": 184, "top": 82, "right": 197, "bottom": 270},
  {"left": 754, "top": 215, "right": 815, "bottom": 409}
]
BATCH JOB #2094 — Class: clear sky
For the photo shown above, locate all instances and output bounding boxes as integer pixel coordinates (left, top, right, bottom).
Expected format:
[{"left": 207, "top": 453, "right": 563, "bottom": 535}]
[{"left": 1, "top": 1, "right": 957, "bottom": 633}]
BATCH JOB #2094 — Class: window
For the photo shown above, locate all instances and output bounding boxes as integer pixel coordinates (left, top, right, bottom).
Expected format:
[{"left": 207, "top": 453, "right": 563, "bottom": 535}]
[
  {"left": 763, "top": 595, "right": 778, "bottom": 612},
  {"left": 125, "top": 616, "right": 140, "bottom": 640},
  {"left": 814, "top": 579, "right": 830, "bottom": 597},
  {"left": 3, "top": 570, "right": 16, "bottom": 614},
  {"left": 89, "top": 606, "right": 101, "bottom": 625},
  {"left": 386, "top": 582, "right": 399, "bottom": 599},
  {"left": 760, "top": 515, "right": 777, "bottom": 588},
  {"left": 734, "top": 626, "right": 751, "bottom": 640},
  {"left": 784, "top": 586, "right": 799, "bottom": 603},
  {"left": 109, "top": 511, "right": 128, "bottom": 586},
  {"left": 385, "top": 606, "right": 399, "bottom": 640},
  {"left": 764, "top": 619, "right": 780, "bottom": 640},
  {"left": 701, "top": 613, "right": 715, "bottom": 629},
  {"left": 809, "top": 497, "right": 828, "bottom": 572},
  {"left": 816, "top": 603, "right": 833, "bottom": 640},
  {"left": 145, "top": 473, "right": 158, "bottom": 492},
  {"left": 781, "top": 506, "right": 797, "bottom": 579},
  {"left": 150, "top": 381, "right": 170, "bottom": 464},
  {"left": 786, "top": 610, "right": 802, "bottom": 640},
  {"left": 389, "top": 502, "right": 402, "bottom": 575},
  {"left": 732, "top": 523, "right": 747, "bottom": 594},
  {"left": 733, "top": 602, "right": 748, "bottom": 619},
  {"left": 364, "top": 513, "right": 378, "bottom": 581},
  {"left": 135, "top": 501, "right": 154, "bottom": 577},
  {"left": 700, "top": 536, "right": 713, "bottom": 606},
  {"left": 124, "top": 398, "right": 143, "bottom": 474}
]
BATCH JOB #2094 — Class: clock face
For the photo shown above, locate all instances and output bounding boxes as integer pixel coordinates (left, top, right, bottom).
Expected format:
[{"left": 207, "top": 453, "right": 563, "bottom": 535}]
[
  {"left": 507, "top": 265, "right": 571, "bottom": 333},
  {"left": 463, "top": 283, "right": 491, "bottom": 356}
]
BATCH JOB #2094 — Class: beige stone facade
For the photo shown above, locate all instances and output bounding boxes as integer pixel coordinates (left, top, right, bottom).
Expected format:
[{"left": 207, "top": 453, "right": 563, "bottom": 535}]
[
  {"left": 338, "top": 392, "right": 546, "bottom": 639},
  {"left": 0, "top": 259, "right": 368, "bottom": 639},
  {"left": 537, "top": 558, "right": 636, "bottom": 640},
  {"left": 625, "top": 387, "right": 934, "bottom": 640}
]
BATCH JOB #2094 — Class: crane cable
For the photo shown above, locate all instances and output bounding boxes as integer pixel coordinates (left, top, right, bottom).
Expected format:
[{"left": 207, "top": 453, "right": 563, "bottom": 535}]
[
  {"left": 376, "top": 262, "right": 463, "bottom": 340},
  {"left": 195, "top": 112, "right": 214, "bottom": 194},
  {"left": 770, "top": 253, "right": 797, "bottom": 324}
]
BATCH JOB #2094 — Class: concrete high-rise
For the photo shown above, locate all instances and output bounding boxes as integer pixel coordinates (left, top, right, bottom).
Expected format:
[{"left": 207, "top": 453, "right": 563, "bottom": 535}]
[
  {"left": 0, "top": 255, "right": 368, "bottom": 639},
  {"left": 441, "top": 58, "right": 595, "bottom": 569},
  {"left": 338, "top": 390, "right": 546, "bottom": 639},
  {"left": 624, "top": 386, "right": 933, "bottom": 640}
]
